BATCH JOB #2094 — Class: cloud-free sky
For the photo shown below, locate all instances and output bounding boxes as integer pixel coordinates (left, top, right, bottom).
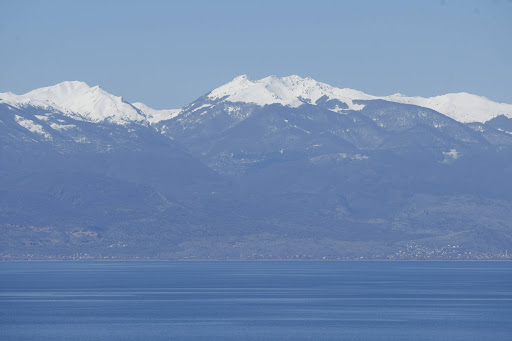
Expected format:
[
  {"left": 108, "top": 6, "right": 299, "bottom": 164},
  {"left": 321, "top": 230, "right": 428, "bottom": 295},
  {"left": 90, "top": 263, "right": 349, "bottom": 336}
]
[{"left": 1, "top": 0, "right": 511, "bottom": 108}]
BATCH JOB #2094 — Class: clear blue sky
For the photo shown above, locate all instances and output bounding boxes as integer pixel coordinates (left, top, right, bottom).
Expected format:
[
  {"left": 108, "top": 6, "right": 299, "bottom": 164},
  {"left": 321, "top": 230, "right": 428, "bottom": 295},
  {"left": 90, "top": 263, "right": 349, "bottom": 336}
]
[{"left": 1, "top": 0, "right": 511, "bottom": 108}]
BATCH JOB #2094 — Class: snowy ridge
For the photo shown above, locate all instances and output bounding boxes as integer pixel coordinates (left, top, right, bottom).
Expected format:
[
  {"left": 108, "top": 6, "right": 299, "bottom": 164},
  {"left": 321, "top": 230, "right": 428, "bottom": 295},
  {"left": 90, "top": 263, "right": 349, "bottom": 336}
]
[
  {"left": 1, "top": 81, "right": 146, "bottom": 125},
  {"left": 132, "top": 102, "right": 181, "bottom": 124},
  {"left": 383, "top": 92, "right": 512, "bottom": 123},
  {"left": 208, "top": 75, "right": 372, "bottom": 111},
  {"left": 0, "top": 81, "right": 182, "bottom": 125},
  {"left": 2, "top": 77, "right": 512, "bottom": 125},
  {"left": 207, "top": 75, "right": 512, "bottom": 123}
]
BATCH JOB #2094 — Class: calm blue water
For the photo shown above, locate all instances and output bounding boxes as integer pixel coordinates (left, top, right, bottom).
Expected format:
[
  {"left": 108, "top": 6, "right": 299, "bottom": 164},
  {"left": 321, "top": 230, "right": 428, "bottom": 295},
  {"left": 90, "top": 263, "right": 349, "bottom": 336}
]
[{"left": 0, "top": 261, "right": 511, "bottom": 340}]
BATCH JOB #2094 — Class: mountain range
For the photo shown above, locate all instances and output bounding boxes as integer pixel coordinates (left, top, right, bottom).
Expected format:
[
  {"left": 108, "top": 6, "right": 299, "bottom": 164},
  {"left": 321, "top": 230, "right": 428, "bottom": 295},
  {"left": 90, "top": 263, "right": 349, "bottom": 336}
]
[{"left": 1, "top": 75, "right": 512, "bottom": 260}]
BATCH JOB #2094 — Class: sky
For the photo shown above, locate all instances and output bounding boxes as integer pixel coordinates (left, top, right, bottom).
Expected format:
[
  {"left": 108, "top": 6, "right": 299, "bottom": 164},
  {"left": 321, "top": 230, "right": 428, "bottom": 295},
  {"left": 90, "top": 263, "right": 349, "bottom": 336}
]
[{"left": 0, "top": 0, "right": 511, "bottom": 109}]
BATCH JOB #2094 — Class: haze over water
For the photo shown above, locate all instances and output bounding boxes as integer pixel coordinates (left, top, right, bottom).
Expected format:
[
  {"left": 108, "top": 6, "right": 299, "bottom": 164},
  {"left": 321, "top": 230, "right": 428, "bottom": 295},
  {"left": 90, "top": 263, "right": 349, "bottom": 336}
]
[{"left": 1, "top": 261, "right": 511, "bottom": 340}]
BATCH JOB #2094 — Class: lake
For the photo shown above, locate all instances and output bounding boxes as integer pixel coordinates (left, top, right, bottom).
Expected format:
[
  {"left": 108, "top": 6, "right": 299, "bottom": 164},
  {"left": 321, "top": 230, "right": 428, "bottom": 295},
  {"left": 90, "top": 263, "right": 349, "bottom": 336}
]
[{"left": 0, "top": 261, "right": 511, "bottom": 340}]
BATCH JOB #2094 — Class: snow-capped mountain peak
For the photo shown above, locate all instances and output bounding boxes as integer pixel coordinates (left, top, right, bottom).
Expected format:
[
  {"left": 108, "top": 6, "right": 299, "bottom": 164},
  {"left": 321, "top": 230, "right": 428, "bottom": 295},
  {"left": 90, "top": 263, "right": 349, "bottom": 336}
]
[
  {"left": 382, "top": 92, "right": 512, "bottom": 123},
  {"left": 0, "top": 81, "right": 146, "bottom": 124},
  {"left": 206, "top": 75, "right": 512, "bottom": 123},
  {"left": 24, "top": 80, "right": 92, "bottom": 99},
  {"left": 207, "top": 75, "right": 373, "bottom": 111},
  {"left": 2, "top": 77, "right": 512, "bottom": 125}
]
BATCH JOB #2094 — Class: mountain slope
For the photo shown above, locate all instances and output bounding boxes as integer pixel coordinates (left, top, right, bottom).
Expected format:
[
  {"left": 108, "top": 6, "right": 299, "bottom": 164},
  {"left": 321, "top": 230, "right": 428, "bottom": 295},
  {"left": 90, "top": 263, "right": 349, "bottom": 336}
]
[
  {"left": 205, "top": 75, "right": 512, "bottom": 123},
  {"left": 132, "top": 102, "right": 181, "bottom": 124},
  {"left": 0, "top": 81, "right": 178, "bottom": 126},
  {"left": 385, "top": 92, "right": 512, "bottom": 123},
  {"left": 3, "top": 76, "right": 512, "bottom": 125},
  {"left": 1, "top": 77, "right": 512, "bottom": 260},
  {"left": 158, "top": 94, "right": 494, "bottom": 175}
]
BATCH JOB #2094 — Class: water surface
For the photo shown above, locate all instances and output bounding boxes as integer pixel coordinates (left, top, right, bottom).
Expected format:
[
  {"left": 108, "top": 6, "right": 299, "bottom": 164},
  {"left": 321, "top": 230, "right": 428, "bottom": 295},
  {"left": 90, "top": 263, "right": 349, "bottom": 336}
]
[{"left": 0, "top": 261, "right": 511, "bottom": 340}]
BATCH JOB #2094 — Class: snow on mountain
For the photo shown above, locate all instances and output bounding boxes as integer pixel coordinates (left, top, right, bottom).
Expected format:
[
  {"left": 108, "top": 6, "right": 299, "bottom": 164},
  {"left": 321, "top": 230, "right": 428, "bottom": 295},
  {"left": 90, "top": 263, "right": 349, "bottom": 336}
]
[
  {"left": 1, "top": 77, "right": 511, "bottom": 125},
  {"left": 0, "top": 81, "right": 146, "bottom": 125},
  {"left": 14, "top": 114, "right": 53, "bottom": 140},
  {"left": 132, "top": 102, "right": 181, "bottom": 124},
  {"left": 207, "top": 75, "right": 373, "bottom": 111},
  {"left": 382, "top": 92, "right": 512, "bottom": 123},
  {"left": 207, "top": 75, "right": 512, "bottom": 123}
]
